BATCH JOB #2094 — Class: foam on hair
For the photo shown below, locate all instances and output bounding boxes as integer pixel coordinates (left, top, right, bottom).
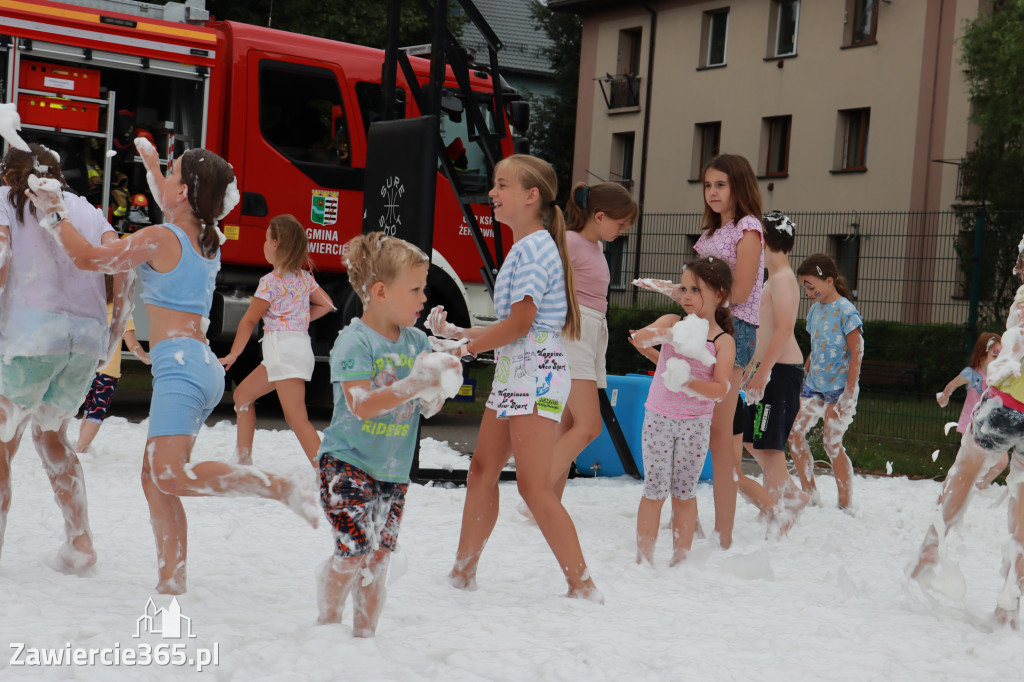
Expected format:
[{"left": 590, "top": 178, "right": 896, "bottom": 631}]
[{"left": 344, "top": 232, "right": 428, "bottom": 304}]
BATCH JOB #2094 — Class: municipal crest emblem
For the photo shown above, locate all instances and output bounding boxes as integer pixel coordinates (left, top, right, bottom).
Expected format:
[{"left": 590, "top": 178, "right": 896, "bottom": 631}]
[{"left": 311, "top": 190, "right": 339, "bottom": 226}]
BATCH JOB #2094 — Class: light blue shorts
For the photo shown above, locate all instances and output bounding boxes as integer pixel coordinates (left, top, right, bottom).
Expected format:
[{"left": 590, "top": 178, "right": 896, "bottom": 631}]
[
  {"left": 148, "top": 338, "right": 224, "bottom": 438},
  {"left": 0, "top": 352, "right": 97, "bottom": 412},
  {"left": 800, "top": 385, "right": 845, "bottom": 404}
]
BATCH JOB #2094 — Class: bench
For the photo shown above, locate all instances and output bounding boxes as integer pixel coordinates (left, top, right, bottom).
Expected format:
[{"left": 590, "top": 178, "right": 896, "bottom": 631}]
[{"left": 859, "top": 359, "right": 922, "bottom": 399}]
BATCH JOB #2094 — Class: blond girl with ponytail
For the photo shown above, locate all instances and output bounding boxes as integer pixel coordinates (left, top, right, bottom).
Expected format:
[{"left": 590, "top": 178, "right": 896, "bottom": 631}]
[{"left": 436, "top": 154, "right": 601, "bottom": 600}]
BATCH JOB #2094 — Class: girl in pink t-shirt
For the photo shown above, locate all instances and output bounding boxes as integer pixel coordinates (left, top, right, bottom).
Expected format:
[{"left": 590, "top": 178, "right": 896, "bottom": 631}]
[
  {"left": 630, "top": 258, "right": 735, "bottom": 565},
  {"left": 937, "top": 331, "right": 1007, "bottom": 489},
  {"left": 220, "top": 215, "right": 334, "bottom": 466},
  {"left": 545, "top": 182, "right": 637, "bottom": 506}
]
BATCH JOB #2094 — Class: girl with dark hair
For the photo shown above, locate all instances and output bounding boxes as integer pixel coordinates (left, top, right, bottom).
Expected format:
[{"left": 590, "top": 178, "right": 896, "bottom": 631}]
[
  {"left": 27, "top": 140, "right": 320, "bottom": 594},
  {"left": 220, "top": 214, "right": 335, "bottom": 467},
  {"left": 787, "top": 253, "right": 863, "bottom": 510},
  {"left": 629, "top": 257, "right": 735, "bottom": 564},
  {"left": 544, "top": 181, "right": 637, "bottom": 507},
  {"left": 692, "top": 153, "right": 764, "bottom": 549},
  {"left": 936, "top": 332, "right": 1007, "bottom": 489},
  {"left": 0, "top": 142, "right": 123, "bottom": 573},
  {"left": 635, "top": 154, "right": 764, "bottom": 549}
]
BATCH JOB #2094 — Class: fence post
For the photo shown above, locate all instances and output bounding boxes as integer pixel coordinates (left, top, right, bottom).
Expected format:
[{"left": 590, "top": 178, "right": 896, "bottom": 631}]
[
  {"left": 966, "top": 207, "right": 985, "bottom": 354},
  {"left": 631, "top": 212, "right": 644, "bottom": 305}
]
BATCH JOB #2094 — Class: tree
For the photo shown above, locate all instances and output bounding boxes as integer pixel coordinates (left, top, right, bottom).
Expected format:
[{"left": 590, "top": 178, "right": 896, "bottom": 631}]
[
  {"left": 527, "top": 1, "right": 582, "bottom": 205},
  {"left": 206, "top": 0, "right": 463, "bottom": 49},
  {"left": 956, "top": 0, "right": 1024, "bottom": 323}
]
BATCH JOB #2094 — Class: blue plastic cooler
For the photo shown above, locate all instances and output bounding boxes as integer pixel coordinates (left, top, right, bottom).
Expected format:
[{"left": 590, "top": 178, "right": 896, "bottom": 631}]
[{"left": 575, "top": 374, "right": 713, "bottom": 481}]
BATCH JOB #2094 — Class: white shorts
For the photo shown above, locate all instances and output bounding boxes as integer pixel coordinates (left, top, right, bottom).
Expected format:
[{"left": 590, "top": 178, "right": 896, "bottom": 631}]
[
  {"left": 486, "top": 329, "right": 571, "bottom": 421},
  {"left": 563, "top": 305, "right": 608, "bottom": 388},
  {"left": 261, "top": 330, "right": 314, "bottom": 382}
]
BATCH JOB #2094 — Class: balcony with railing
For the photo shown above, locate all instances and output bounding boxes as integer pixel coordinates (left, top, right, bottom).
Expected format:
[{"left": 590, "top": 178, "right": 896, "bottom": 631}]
[{"left": 597, "top": 73, "right": 641, "bottom": 110}]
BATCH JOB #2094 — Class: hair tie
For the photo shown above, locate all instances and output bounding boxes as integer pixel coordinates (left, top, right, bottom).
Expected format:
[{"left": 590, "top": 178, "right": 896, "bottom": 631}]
[
  {"left": 575, "top": 185, "right": 590, "bottom": 210},
  {"left": 548, "top": 200, "right": 557, "bottom": 209}
]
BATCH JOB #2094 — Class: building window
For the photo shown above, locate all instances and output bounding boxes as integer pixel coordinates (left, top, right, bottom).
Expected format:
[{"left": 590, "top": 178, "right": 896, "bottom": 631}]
[
  {"left": 617, "top": 28, "right": 642, "bottom": 77},
  {"left": 845, "top": 0, "right": 878, "bottom": 46},
  {"left": 700, "top": 9, "right": 729, "bottom": 68},
  {"left": 691, "top": 121, "right": 721, "bottom": 179},
  {"left": 599, "top": 28, "right": 643, "bottom": 110},
  {"left": 762, "top": 115, "right": 791, "bottom": 176},
  {"left": 773, "top": 0, "right": 800, "bottom": 57},
  {"left": 611, "top": 132, "right": 635, "bottom": 192},
  {"left": 837, "top": 108, "right": 870, "bottom": 171},
  {"left": 829, "top": 234, "right": 860, "bottom": 298}
]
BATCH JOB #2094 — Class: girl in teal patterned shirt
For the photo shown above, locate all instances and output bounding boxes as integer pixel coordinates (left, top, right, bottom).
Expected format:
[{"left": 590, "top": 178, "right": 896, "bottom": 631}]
[{"left": 787, "top": 254, "right": 864, "bottom": 509}]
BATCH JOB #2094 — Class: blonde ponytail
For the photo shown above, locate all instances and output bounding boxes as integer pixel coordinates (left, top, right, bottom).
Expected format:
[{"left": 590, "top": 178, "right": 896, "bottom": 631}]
[{"left": 548, "top": 205, "right": 581, "bottom": 341}]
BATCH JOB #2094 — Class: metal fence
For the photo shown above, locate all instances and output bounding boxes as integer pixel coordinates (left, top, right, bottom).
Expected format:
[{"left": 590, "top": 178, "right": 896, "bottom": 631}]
[{"left": 607, "top": 209, "right": 1015, "bottom": 447}]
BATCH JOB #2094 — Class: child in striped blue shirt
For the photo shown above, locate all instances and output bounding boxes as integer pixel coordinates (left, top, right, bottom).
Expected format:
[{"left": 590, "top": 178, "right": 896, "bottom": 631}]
[{"left": 434, "top": 154, "right": 601, "bottom": 601}]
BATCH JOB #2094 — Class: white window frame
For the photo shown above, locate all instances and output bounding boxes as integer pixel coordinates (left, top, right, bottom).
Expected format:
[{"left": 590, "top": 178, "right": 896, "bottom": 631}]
[
  {"left": 706, "top": 10, "right": 729, "bottom": 67},
  {"left": 774, "top": 0, "right": 800, "bottom": 57}
]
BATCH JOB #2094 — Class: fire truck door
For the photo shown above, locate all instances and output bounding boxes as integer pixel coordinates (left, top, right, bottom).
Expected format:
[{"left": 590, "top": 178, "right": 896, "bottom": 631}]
[{"left": 242, "top": 52, "right": 363, "bottom": 261}]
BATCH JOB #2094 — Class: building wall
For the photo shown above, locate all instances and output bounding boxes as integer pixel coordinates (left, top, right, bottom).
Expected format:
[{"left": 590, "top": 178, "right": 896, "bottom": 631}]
[
  {"left": 574, "top": 0, "right": 979, "bottom": 213},
  {"left": 568, "top": 0, "right": 982, "bottom": 323}
]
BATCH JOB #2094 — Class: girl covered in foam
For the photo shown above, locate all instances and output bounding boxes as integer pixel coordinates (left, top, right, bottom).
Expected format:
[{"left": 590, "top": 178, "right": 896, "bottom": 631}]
[
  {"left": 786, "top": 254, "right": 863, "bottom": 510},
  {"left": 0, "top": 143, "right": 124, "bottom": 573},
  {"left": 911, "top": 247, "right": 1024, "bottom": 628},
  {"left": 26, "top": 139, "right": 320, "bottom": 594}
]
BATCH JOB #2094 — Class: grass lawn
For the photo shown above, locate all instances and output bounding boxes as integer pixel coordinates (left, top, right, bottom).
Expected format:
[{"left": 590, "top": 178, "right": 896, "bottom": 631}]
[{"left": 443, "top": 373, "right": 974, "bottom": 481}]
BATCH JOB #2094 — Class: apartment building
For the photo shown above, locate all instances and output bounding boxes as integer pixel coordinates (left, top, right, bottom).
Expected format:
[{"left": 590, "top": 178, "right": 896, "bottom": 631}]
[{"left": 549, "top": 0, "right": 985, "bottom": 323}]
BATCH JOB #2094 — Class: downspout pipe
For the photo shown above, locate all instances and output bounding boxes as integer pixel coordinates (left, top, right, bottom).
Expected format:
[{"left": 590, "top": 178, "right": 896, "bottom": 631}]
[{"left": 632, "top": 3, "right": 657, "bottom": 304}]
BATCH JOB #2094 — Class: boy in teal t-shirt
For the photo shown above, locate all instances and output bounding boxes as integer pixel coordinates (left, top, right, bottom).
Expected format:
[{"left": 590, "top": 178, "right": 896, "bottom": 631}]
[
  {"left": 316, "top": 233, "right": 462, "bottom": 638},
  {"left": 318, "top": 317, "right": 430, "bottom": 482}
]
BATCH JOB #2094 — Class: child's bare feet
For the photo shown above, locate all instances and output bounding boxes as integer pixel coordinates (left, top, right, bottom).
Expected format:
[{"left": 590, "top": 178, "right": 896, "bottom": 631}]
[
  {"left": 669, "top": 548, "right": 688, "bottom": 567},
  {"left": 995, "top": 606, "right": 1020, "bottom": 630},
  {"left": 46, "top": 539, "right": 97, "bottom": 575},
  {"left": 156, "top": 578, "right": 186, "bottom": 595},
  {"left": 447, "top": 570, "right": 477, "bottom": 590},
  {"left": 155, "top": 561, "right": 188, "bottom": 593},
  {"left": 567, "top": 579, "right": 604, "bottom": 603}
]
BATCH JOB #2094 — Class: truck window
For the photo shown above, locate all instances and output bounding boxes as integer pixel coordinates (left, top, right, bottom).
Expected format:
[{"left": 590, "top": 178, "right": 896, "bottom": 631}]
[
  {"left": 259, "top": 60, "right": 351, "bottom": 167},
  {"left": 355, "top": 81, "right": 407, "bottom": 134},
  {"left": 439, "top": 89, "right": 495, "bottom": 193}
]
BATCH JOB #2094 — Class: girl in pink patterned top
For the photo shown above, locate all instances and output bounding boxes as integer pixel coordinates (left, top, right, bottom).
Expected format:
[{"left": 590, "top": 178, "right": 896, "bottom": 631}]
[
  {"left": 220, "top": 214, "right": 335, "bottom": 466},
  {"left": 630, "top": 258, "right": 735, "bottom": 565},
  {"left": 937, "top": 332, "right": 1007, "bottom": 489},
  {"left": 693, "top": 154, "right": 764, "bottom": 550}
]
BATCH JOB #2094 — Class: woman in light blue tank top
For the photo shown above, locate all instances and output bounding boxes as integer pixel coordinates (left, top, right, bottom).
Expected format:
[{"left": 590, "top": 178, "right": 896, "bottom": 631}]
[{"left": 28, "top": 142, "right": 321, "bottom": 595}]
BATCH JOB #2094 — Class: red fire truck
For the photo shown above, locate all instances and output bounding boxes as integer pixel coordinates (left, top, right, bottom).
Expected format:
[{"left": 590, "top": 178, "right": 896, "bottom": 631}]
[{"left": 0, "top": 0, "right": 522, "bottom": 390}]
